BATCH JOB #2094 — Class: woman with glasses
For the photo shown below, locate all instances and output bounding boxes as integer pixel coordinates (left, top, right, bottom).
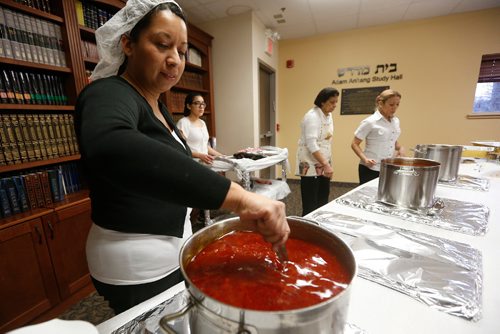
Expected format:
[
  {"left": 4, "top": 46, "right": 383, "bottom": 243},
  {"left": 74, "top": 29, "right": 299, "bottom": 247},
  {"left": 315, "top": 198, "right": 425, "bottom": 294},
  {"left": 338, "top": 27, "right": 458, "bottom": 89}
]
[
  {"left": 177, "top": 92, "right": 223, "bottom": 164},
  {"left": 296, "top": 87, "right": 339, "bottom": 216}
]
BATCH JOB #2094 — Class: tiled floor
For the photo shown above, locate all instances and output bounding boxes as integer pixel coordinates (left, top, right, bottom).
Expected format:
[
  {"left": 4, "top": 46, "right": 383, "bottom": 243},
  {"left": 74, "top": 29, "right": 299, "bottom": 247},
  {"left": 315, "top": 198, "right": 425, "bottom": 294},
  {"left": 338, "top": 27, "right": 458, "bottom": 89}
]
[{"left": 58, "top": 180, "right": 356, "bottom": 325}]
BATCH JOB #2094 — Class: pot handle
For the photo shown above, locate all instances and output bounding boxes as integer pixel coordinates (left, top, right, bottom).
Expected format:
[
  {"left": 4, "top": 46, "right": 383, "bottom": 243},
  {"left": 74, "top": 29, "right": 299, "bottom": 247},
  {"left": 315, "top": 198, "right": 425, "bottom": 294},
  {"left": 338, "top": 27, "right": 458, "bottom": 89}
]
[
  {"left": 288, "top": 215, "right": 320, "bottom": 226},
  {"left": 159, "top": 300, "right": 194, "bottom": 334},
  {"left": 427, "top": 199, "right": 445, "bottom": 216}
]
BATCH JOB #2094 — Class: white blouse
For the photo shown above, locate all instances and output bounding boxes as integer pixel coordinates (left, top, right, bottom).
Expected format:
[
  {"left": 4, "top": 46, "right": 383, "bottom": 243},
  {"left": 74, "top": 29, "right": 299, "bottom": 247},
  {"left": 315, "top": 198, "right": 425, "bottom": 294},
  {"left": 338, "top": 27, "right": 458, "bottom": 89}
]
[
  {"left": 295, "top": 106, "right": 334, "bottom": 177},
  {"left": 176, "top": 117, "right": 209, "bottom": 155},
  {"left": 354, "top": 110, "right": 401, "bottom": 171}
]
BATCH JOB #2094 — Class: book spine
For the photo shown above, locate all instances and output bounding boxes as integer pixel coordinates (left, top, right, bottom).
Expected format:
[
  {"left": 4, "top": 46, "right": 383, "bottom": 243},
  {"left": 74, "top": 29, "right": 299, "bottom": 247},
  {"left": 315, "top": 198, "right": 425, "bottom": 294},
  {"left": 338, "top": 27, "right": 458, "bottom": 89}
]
[
  {"left": 54, "top": 24, "right": 66, "bottom": 67},
  {"left": 0, "top": 188, "right": 12, "bottom": 217},
  {"left": 37, "top": 113, "right": 52, "bottom": 159},
  {"left": 15, "top": 11, "right": 32, "bottom": 63},
  {"left": 32, "top": 114, "right": 48, "bottom": 159},
  {"left": 9, "top": 114, "right": 29, "bottom": 163},
  {"left": 47, "top": 169, "right": 61, "bottom": 202},
  {"left": 17, "top": 114, "right": 35, "bottom": 161},
  {"left": 75, "top": 1, "right": 85, "bottom": 26},
  {"left": 0, "top": 114, "right": 14, "bottom": 165},
  {"left": 1, "top": 69, "right": 16, "bottom": 103},
  {"left": 0, "top": 7, "right": 14, "bottom": 59},
  {"left": 2, "top": 114, "right": 21, "bottom": 164},
  {"left": 44, "top": 113, "right": 58, "bottom": 157},
  {"left": 68, "top": 114, "right": 79, "bottom": 153},
  {"left": 12, "top": 175, "right": 29, "bottom": 211},
  {"left": 23, "top": 13, "right": 39, "bottom": 64},
  {"left": 31, "top": 172, "right": 46, "bottom": 208},
  {"left": 25, "top": 114, "right": 42, "bottom": 160},
  {"left": 1, "top": 178, "right": 21, "bottom": 214},
  {"left": 22, "top": 174, "right": 37, "bottom": 209},
  {"left": 55, "top": 114, "right": 70, "bottom": 155},
  {"left": 37, "top": 171, "right": 53, "bottom": 206},
  {"left": 40, "top": 19, "right": 54, "bottom": 66},
  {"left": 58, "top": 114, "right": 69, "bottom": 155},
  {"left": 10, "top": 70, "right": 25, "bottom": 104},
  {"left": 18, "top": 71, "right": 33, "bottom": 105},
  {"left": 34, "top": 18, "right": 49, "bottom": 65}
]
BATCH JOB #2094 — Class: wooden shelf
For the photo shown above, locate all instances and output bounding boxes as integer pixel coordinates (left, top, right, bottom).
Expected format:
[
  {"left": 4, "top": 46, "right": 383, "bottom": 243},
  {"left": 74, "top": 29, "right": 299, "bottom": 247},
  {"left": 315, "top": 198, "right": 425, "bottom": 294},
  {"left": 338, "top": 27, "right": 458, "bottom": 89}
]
[
  {"left": 0, "top": 104, "right": 74, "bottom": 111},
  {"left": 0, "top": 207, "right": 53, "bottom": 230},
  {"left": 0, "top": 57, "right": 72, "bottom": 72},
  {"left": 0, "top": 155, "right": 81, "bottom": 173},
  {"left": 172, "top": 85, "right": 209, "bottom": 93},
  {"left": 0, "top": 0, "right": 63, "bottom": 23}
]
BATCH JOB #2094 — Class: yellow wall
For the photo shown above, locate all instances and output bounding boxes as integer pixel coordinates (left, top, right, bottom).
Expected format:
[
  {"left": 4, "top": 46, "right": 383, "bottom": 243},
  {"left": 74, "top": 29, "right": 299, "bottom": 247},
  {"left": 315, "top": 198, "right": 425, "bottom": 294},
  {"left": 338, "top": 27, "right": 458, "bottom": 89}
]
[{"left": 277, "top": 9, "right": 500, "bottom": 183}]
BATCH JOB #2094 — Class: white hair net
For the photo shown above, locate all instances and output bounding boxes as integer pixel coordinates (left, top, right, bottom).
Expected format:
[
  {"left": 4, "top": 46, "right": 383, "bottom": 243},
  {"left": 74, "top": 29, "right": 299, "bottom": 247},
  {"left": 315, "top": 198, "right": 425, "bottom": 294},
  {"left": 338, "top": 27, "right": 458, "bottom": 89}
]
[{"left": 90, "top": 0, "right": 181, "bottom": 81}]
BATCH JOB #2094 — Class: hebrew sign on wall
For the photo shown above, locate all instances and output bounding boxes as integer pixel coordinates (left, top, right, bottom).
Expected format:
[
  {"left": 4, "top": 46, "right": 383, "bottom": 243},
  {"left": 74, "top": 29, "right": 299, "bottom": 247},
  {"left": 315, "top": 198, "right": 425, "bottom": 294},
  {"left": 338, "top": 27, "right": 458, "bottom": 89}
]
[{"left": 332, "top": 63, "right": 403, "bottom": 85}]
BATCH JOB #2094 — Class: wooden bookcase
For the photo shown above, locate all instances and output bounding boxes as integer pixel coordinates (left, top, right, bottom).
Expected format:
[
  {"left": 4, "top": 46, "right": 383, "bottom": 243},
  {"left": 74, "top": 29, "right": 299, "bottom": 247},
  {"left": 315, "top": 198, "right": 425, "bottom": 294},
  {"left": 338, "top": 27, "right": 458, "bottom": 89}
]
[
  {"left": 0, "top": 0, "right": 215, "bottom": 331},
  {"left": 164, "top": 23, "right": 216, "bottom": 136}
]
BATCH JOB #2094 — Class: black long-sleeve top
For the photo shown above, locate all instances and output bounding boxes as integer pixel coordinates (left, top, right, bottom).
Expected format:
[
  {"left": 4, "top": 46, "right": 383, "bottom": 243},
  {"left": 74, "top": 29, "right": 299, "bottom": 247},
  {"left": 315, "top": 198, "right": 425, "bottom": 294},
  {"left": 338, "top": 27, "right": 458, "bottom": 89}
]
[{"left": 75, "top": 76, "right": 231, "bottom": 237}]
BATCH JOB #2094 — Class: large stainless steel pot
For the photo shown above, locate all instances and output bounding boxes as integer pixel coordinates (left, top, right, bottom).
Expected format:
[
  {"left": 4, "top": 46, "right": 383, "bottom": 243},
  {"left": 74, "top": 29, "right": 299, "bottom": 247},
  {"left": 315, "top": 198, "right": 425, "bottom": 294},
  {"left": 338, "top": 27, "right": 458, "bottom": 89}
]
[
  {"left": 413, "top": 144, "right": 463, "bottom": 182},
  {"left": 160, "top": 216, "right": 357, "bottom": 334},
  {"left": 378, "top": 157, "right": 440, "bottom": 210}
]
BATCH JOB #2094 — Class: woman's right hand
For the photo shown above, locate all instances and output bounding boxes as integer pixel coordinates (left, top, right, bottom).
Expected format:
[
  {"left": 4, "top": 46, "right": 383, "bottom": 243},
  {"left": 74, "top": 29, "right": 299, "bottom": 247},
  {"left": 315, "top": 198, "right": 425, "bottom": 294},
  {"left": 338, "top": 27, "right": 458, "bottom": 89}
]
[
  {"left": 363, "top": 158, "right": 377, "bottom": 167},
  {"left": 223, "top": 183, "right": 290, "bottom": 250},
  {"left": 200, "top": 153, "right": 214, "bottom": 164}
]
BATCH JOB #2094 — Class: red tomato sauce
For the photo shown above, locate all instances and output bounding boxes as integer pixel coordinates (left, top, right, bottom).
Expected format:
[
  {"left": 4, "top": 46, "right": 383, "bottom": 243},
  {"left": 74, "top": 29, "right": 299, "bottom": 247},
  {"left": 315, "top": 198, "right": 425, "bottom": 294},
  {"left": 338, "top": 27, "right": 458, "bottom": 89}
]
[{"left": 186, "top": 231, "right": 350, "bottom": 311}]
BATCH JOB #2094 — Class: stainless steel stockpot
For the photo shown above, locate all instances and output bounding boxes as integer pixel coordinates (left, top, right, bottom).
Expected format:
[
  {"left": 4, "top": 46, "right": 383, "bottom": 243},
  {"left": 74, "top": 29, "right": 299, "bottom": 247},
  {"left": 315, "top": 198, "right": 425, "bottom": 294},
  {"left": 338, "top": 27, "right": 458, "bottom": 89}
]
[
  {"left": 377, "top": 157, "right": 440, "bottom": 210},
  {"left": 413, "top": 144, "right": 463, "bottom": 182},
  {"left": 160, "top": 216, "right": 357, "bottom": 334}
]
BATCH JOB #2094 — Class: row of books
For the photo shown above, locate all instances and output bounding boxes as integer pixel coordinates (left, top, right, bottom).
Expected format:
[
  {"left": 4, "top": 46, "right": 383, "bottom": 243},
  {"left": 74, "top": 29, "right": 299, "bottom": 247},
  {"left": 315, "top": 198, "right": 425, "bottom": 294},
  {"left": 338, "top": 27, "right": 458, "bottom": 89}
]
[
  {"left": 0, "top": 113, "right": 79, "bottom": 166},
  {"left": 12, "top": 0, "right": 53, "bottom": 14},
  {"left": 0, "top": 6, "right": 66, "bottom": 67},
  {"left": 169, "top": 91, "right": 189, "bottom": 113},
  {"left": 81, "top": 40, "right": 98, "bottom": 60},
  {"left": 177, "top": 71, "right": 204, "bottom": 90},
  {"left": 1, "top": 69, "right": 67, "bottom": 105},
  {"left": 0, "top": 162, "right": 83, "bottom": 218},
  {"left": 75, "top": 0, "right": 114, "bottom": 31}
]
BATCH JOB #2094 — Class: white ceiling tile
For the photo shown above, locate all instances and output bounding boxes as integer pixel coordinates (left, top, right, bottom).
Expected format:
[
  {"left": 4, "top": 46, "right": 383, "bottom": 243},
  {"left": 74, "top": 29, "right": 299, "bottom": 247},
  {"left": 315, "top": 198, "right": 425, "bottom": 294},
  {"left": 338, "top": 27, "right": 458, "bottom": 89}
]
[
  {"left": 453, "top": 0, "right": 500, "bottom": 12},
  {"left": 404, "top": 0, "right": 460, "bottom": 20},
  {"left": 315, "top": 15, "right": 358, "bottom": 34},
  {"left": 358, "top": 4, "right": 408, "bottom": 28},
  {"left": 309, "top": 0, "right": 362, "bottom": 19}
]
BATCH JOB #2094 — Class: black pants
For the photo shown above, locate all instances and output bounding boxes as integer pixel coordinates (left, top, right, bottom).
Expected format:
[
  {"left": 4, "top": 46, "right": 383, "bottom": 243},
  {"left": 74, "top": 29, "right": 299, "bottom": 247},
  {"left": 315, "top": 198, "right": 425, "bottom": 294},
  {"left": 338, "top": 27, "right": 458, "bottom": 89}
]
[
  {"left": 91, "top": 268, "right": 183, "bottom": 315},
  {"left": 300, "top": 176, "right": 330, "bottom": 216},
  {"left": 358, "top": 164, "right": 380, "bottom": 185}
]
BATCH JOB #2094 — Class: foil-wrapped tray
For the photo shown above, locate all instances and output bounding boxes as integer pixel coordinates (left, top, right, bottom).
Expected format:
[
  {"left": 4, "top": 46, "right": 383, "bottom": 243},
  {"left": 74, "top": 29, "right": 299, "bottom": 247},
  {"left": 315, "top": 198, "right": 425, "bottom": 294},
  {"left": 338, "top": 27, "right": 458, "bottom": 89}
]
[
  {"left": 336, "top": 186, "right": 489, "bottom": 236},
  {"left": 438, "top": 174, "right": 490, "bottom": 192},
  {"left": 309, "top": 211, "right": 483, "bottom": 321}
]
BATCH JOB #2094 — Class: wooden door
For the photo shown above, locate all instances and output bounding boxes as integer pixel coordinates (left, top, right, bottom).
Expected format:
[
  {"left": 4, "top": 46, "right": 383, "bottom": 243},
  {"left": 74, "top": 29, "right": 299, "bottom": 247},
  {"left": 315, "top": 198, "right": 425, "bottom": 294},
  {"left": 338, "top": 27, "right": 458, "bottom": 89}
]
[
  {"left": 0, "top": 218, "right": 59, "bottom": 332},
  {"left": 43, "top": 200, "right": 92, "bottom": 300}
]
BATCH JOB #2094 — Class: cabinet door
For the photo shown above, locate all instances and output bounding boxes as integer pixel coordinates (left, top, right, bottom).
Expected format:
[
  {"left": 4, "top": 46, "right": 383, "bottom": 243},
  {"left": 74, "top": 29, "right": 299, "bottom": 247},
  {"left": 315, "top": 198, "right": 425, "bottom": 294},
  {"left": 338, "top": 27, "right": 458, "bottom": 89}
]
[
  {"left": 0, "top": 219, "right": 59, "bottom": 332},
  {"left": 43, "top": 200, "right": 92, "bottom": 300}
]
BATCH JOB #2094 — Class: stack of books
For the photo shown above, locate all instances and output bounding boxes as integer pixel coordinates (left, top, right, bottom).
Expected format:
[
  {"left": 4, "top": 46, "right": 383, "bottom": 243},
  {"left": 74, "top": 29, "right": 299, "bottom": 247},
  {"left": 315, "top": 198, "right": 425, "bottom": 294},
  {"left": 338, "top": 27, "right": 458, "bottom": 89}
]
[
  {"left": 0, "top": 162, "right": 83, "bottom": 218},
  {"left": 0, "top": 6, "right": 66, "bottom": 67},
  {"left": 0, "top": 113, "right": 79, "bottom": 166}
]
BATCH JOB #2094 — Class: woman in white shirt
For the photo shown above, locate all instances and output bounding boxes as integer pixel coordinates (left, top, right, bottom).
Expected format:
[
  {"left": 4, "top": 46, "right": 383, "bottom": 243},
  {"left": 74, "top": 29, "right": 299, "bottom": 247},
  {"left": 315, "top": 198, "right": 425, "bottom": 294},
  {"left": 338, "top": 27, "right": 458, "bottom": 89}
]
[
  {"left": 296, "top": 87, "right": 339, "bottom": 215},
  {"left": 351, "top": 89, "right": 405, "bottom": 184},
  {"left": 177, "top": 92, "right": 223, "bottom": 164}
]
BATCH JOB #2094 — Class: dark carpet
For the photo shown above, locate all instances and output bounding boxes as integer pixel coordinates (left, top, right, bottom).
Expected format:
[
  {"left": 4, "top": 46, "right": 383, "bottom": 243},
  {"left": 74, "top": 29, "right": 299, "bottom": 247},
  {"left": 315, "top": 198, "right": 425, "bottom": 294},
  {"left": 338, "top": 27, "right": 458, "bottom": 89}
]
[{"left": 58, "top": 180, "right": 356, "bottom": 325}]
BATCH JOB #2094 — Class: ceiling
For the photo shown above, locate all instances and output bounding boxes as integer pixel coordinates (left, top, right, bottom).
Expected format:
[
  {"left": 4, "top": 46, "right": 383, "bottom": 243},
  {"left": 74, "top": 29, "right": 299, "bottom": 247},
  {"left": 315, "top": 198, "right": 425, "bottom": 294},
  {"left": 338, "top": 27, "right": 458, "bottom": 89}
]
[{"left": 175, "top": 0, "right": 500, "bottom": 40}]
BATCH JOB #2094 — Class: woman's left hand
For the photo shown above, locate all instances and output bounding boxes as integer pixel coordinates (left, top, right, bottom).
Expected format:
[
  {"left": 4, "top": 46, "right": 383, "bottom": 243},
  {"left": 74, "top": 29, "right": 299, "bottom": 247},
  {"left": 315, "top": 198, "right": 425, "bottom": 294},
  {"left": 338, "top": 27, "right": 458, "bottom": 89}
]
[{"left": 322, "top": 163, "right": 333, "bottom": 179}]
